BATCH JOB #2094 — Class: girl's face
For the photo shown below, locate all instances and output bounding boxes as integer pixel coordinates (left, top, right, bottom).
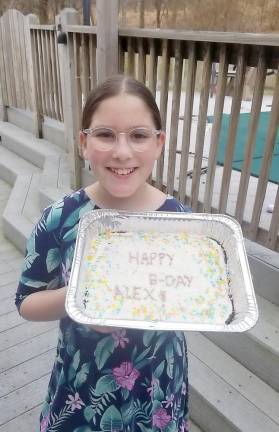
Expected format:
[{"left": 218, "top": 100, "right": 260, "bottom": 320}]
[{"left": 80, "top": 93, "right": 165, "bottom": 205}]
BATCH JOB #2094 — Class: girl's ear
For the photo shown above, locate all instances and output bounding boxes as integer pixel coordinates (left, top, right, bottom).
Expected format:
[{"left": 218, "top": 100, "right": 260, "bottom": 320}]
[
  {"left": 155, "top": 131, "right": 166, "bottom": 160},
  {"left": 79, "top": 130, "right": 88, "bottom": 159}
]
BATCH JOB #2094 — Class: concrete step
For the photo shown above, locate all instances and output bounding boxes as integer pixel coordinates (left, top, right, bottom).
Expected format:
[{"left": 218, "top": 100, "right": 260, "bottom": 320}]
[
  {"left": 204, "top": 294, "right": 279, "bottom": 392},
  {"left": 0, "top": 121, "right": 65, "bottom": 169},
  {"left": 0, "top": 124, "right": 71, "bottom": 252},
  {"left": 188, "top": 332, "right": 279, "bottom": 432},
  {"left": 245, "top": 238, "right": 279, "bottom": 306},
  {"left": 0, "top": 145, "right": 40, "bottom": 185}
]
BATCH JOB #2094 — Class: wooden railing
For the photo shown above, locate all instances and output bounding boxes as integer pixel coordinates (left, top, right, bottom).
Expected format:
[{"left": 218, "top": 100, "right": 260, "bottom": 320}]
[
  {"left": 0, "top": 8, "right": 278, "bottom": 252},
  {"left": 0, "top": 10, "right": 35, "bottom": 113},
  {"left": 117, "top": 29, "right": 279, "bottom": 252},
  {"left": 29, "top": 25, "right": 63, "bottom": 123}
]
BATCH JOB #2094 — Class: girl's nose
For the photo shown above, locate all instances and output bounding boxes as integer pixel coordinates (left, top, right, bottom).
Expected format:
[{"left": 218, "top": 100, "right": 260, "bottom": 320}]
[{"left": 111, "top": 133, "right": 133, "bottom": 159}]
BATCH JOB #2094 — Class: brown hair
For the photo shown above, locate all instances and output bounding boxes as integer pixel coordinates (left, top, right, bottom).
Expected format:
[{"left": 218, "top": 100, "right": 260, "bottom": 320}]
[{"left": 81, "top": 75, "right": 162, "bottom": 130}]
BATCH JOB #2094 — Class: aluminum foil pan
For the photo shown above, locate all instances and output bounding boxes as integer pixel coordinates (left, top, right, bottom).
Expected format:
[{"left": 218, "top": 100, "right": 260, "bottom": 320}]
[{"left": 66, "top": 210, "right": 258, "bottom": 332}]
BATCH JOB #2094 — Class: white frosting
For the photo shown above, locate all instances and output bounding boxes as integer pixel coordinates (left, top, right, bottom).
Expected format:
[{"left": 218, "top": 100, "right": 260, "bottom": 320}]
[{"left": 81, "top": 231, "right": 233, "bottom": 325}]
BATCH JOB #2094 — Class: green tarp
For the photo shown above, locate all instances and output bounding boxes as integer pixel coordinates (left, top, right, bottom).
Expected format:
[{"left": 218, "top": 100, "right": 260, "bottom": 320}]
[{"left": 208, "top": 111, "right": 279, "bottom": 184}]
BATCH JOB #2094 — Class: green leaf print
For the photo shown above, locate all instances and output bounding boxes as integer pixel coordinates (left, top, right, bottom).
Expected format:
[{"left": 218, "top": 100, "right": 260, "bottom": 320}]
[
  {"left": 151, "top": 400, "right": 162, "bottom": 412},
  {"left": 22, "top": 251, "right": 40, "bottom": 271},
  {"left": 73, "top": 350, "right": 81, "bottom": 370},
  {"left": 62, "top": 207, "right": 81, "bottom": 228},
  {"left": 95, "top": 375, "right": 120, "bottom": 395},
  {"left": 121, "top": 399, "right": 135, "bottom": 425},
  {"left": 20, "top": 276, "right": 46, "bottom": 288},
  {"left": 94, "top": 336, "right": 115, "bottom": 370},
  {"left": 26, "top": 230, "right": 36, "bottom": 254},
  {"left": 66, "top": 342, "right": 76, "bottom": 357},
  {"left": 164, "top": 420, "right": 177, "bottom": 432},
  {"left": 134, "top": 346, "right": 151, "bottom": 366},
  {"left": 153, "top": 383, "right": 164, "bottom": 401},
  {"left": 74, "top": 362, "right": 90, "bottom": 389},
  {"left": 62, "top": 225, "right": 78, "bottom": 242},
  {"left": 152, "top": 333, "right": 168, "bottom": 356},
  {"left": 100, "top": 405, "right": 123, "bottom": 431},
  {"left": 73, "top": 427, "right": 93, "bottom": 432},
  {"left": 121, "top": 387, "right": 130, "bottom": 400},
  {"left": 131, "top": 345, "right": 138, "bottom": 363},
  {"left": 46, "top": 200, "right": 64, "bottom": 231},
  {"left": 173, "top": 365, "right": 183, "bottom": 394},
  {"left": 173, "top": 339, "right": 183, "bottom": 356},
  {"left": 143, "top": 330, "right": 156, "bottom": 347},
  {"left": 46, "top": 248, "right": 61, "bottom": 273},
  {"left": 83, "top": 406, "right": 95, "bottom": 423},
  {"left": 79, "top": 201, "right": 94, "bottom": 219},
  {"left": 68, "top": 350, "right": 80, "bottom": 382},
  {"left": 165, "top": 343, "right": 174, "bottom": 379},
  {"left": 137, "top": 424, "right": 152, "bottom": 432},
  {"left": 154, "top": 360, "right": 165, "bottom": 378}
]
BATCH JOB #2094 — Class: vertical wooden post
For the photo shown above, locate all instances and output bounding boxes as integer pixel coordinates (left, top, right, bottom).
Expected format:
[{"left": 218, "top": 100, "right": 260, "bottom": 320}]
[
  {"left": 58, "top": 8, "right": 83, "bottom": 190},
  {"left": 96, "top": 0, "right": 119, "bottom": 82},
  {"left": 0, "top": 15, "right": 8, "bottom": 120},
  {"left": 25, "top": 13, "right": 43, "bottom": 137}
]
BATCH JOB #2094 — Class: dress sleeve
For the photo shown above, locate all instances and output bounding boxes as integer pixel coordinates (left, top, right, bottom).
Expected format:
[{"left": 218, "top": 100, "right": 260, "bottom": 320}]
[{"left": 15, "top": 199, "right": 64, "bottom": 312}]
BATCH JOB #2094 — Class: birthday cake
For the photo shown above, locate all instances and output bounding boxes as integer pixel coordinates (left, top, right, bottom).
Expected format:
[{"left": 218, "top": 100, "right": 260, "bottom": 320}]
[{"left": 80, "top": 230, "right": 233, "bottom": 325}]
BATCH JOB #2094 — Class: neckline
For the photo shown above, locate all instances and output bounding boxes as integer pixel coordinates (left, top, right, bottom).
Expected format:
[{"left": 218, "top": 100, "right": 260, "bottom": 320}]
[{"left": 82, "top": 188, "right": 172, "bottom": 212}]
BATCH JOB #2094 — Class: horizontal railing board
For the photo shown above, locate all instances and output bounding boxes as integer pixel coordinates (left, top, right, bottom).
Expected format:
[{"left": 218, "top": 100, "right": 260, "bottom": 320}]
[
  {"left": 119, "top": 27, "right": 279, "bottom": 47},
  {"left": 61, "top": 24, "right": 97, "bottom": 34}
]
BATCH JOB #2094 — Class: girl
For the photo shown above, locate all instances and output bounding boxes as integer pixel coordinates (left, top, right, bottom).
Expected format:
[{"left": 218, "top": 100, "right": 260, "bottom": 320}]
[{"left": 16, "top": 75, "right": 190, "bottom": 432}]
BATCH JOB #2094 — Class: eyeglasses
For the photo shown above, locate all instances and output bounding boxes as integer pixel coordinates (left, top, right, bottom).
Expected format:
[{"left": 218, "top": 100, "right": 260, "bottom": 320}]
[{"left": 82, "top": 127, "right": 161, "bottom": 152}]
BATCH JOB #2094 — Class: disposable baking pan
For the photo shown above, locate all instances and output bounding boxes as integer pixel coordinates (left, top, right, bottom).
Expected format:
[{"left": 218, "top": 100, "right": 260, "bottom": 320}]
[{"left": 66, "top": 210, "right": 258, "bottom": 332}]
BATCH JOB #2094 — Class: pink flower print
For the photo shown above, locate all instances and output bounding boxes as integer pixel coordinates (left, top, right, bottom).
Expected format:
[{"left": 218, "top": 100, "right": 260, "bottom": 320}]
[
  {"left": 152, "top": 407, "right": 171, "bottom": 429},
  {"left": 62, "top": 262, "right": 71, "bottom": 285},
  {"left": 147, "top": 377, "right": 159, "bottom": 396},
  {"left": 180, "top": 419, "right": 190, "bottom": 432},
  {"left": 40, "top": 413, "right": 50, "bottom": 432},
  {"left": 65, "top": 392, "right": 85, "bottom": 411},
  {"left": 163, "top": 393, "right": 175, "bottom": 408},
  {"left": 112, "top": 361, "right": 140, "bottom": 391},
  {"left": 112, "top": 329, "right": 129, "bottom": 348}
]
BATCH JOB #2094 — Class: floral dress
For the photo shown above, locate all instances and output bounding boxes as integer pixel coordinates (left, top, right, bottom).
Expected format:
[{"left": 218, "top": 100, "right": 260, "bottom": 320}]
[{"left": 16, "top": 189, "right": 190, "bottom": 432}]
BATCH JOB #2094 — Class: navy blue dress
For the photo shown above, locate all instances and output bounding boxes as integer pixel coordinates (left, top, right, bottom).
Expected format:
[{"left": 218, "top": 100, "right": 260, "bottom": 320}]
[{"left": 16, "top": 189, "right": 190, "bottom": 432}]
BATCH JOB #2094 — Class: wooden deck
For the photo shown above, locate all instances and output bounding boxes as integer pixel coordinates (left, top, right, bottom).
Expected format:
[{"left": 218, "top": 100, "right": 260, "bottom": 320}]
[{"left": 0, "top": 178, "right": 58, "bottom": 432}]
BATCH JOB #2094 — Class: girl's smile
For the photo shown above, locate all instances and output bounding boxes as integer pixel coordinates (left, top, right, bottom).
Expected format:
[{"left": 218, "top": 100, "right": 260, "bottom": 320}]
[{"left": 108, "top": 167, "right": 137, "bottom": 176}]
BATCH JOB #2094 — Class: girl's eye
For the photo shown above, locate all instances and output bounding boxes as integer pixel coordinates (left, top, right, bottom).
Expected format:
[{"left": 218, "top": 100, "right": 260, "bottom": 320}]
[
  {"left": 95, "top": 129, "right": 115, "bottom": 141},
  {"left": 130, "top": 129, "right": 151, "bottom": 141}
]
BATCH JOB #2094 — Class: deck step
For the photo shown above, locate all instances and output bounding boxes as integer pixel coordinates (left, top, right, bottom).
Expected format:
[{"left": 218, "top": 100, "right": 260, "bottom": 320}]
[
  {"left": 0, "top": 130, "right": 71, "bottom": 252},
  {"left": 0, "top": 121, "right": 65, "bottom": 169},
  {"left": 204, "top": 294, "right": 279, "bottom": 392},
  {"left": 0, "top": 145, "right": 40, "bottom": 185},
  {"left": 188, "top": 332, "right": 279, "bottom": 432}
]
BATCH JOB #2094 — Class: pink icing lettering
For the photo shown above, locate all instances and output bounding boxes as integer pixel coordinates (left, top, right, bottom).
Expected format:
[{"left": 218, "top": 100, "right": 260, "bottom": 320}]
[
  {"left": 129, "top": 252, "right": 139, "bottom": 265},
  {"left": 149, "top": 273, "right": 158, "bottom": 285}
]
